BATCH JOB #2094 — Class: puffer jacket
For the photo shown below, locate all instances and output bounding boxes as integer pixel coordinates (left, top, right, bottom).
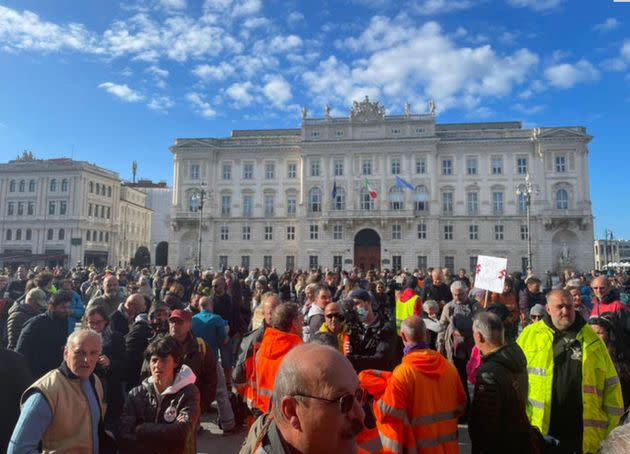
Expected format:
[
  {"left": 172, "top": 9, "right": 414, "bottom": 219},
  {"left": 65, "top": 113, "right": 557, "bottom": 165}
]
[
  {"left": 119, "top": 364, "right": 201, "bottom": 454},
  {"left": 7, "top": 301, "right": 42, "bottom": 350}
]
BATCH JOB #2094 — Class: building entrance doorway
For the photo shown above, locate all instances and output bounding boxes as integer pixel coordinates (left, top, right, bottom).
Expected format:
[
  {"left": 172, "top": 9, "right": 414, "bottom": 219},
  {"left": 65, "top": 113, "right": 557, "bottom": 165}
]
[{"left": 354, "top": 229, "right": 381, "bottom": 270}]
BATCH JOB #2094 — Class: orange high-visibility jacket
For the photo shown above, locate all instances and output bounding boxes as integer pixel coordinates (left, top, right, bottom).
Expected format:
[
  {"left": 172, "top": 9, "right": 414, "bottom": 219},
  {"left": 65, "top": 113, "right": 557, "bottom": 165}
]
[
  {"left": 374, "top": 349, "right": 466, "bottom": 454},
  {"left": 358, "top": 369, "right": 393, "bottom": 454},
  {"left": 255, "top": 328, "right": 303, "bottom": 413}
]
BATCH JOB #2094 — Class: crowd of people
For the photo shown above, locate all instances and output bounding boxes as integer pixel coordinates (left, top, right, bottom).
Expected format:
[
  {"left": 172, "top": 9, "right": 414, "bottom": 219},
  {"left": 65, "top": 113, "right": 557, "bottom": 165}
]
[{"left": 1, "top": 262, "right": 630, "bottom": 453}]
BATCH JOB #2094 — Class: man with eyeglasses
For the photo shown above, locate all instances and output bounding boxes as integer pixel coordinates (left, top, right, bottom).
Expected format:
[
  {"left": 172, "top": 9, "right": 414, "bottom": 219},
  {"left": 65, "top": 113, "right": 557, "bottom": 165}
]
[
  {"left": 529, "top": 304, "right": 546, "bottom": 324},
  {"left": 319, "top": 302, "right": 347, "bottom": 353},
  {"left": 590, "top": 276, "right": 626, "bottom": 318},
  {"left": 241, "top": 343, "right": 365, "bottom": 454}
]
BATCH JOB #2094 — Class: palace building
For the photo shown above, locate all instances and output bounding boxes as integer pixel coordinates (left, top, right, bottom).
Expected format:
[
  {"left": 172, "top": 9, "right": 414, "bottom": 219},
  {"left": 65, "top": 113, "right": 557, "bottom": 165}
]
[{"left": 168, "top": 97, "right": 594, "bottom": 273}]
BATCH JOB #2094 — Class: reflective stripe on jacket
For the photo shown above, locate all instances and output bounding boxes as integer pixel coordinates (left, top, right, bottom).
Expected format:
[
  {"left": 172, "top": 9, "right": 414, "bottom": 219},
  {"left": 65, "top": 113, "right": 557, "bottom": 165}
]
[
  {"left": 517, "top": 320, "right": 623, "bottom": 453},
  {"left": 358, "top": 369, "right": 393, "bottom": 454},
  {"left": 395, "top": 294, "right": 419, "bottom": 334},
  {"left": 374, "top": 349, "right": 466, "bottom": 454}
]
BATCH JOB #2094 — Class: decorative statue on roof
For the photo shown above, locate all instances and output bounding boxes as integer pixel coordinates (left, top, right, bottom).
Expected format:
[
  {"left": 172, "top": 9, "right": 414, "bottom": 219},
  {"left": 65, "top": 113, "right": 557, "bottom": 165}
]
[
  {"left": 428, "top": 99, "right": 436, "bottom": 115},
  {"left": 350, "top": 95, "right": 385, "bottom": 122}
]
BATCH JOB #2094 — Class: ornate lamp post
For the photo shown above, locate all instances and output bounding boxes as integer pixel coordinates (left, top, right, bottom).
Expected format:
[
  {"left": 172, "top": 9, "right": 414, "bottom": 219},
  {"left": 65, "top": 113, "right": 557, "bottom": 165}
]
[
  {"left": 516, "top": 174, "right": 537, "bottom": 275},
  {"left": 191, "top": 183, "right": 207, "bottom": 269}
]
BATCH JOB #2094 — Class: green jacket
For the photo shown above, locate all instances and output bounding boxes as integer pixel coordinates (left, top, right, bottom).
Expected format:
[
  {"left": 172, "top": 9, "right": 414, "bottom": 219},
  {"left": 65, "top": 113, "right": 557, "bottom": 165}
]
[{"left": 517, "top": 320, "right": 623, "bottom": 453}]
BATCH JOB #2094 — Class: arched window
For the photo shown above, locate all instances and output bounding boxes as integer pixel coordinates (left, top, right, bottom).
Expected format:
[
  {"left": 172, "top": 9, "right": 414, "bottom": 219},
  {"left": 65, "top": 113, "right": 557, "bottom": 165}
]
[
  {"left": 414, "top": 185, "right": 429, "bottom": 211},
  {"left": 89, "top": 181, "right": 94, "bottom": 193},
  {"left": 333, "top": 188, "right": 346, "bottom": 210},
  {"left": 29, "top": 179, "right": 36, "bottom": 192},
  {"left": 19, "top": 180, "right": 25, "bottom": 192},
  {"left": 308, "top": 188, "right": 322, "bottom": 212},
  {"left": 188, "top": 193, "right": 201, "bottom": 212},
  {"left": 389, "top": 187, "right": 404, "bottom": 210},
  {"left": 61, "top": 179, "right": 68, "bottom": 192},
  {"left": 25, "top": 229, "right": 32, "bottom": 240},
  {"left": 6, "top": 229, "right": 12, "bottom": 241},
  {"left": 50, "top": 179, "right": 57, "bottom": 192},
  {"left": 16, "top": 229, "right": 22, "bottom": 241},
  {"left": 9, "top": 180, "right": 16, "bottom": 192},
  {"left": 47, "top": 229, "right": 53, "bottom": 240},
  {"left": 59, "top": 229, "right": 65, "bottom": 240},
  {"left": 556, "top": 189, "right": 569, "bottom": 210},
  {"left": 360, "top": 188, "right": 374, "bottom": 211}
]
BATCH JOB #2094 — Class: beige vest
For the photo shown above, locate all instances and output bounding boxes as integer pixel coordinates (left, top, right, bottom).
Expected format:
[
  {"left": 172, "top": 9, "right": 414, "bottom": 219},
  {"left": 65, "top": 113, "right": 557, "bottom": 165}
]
[{"left": 22, "top": 369, "right": 105, "bottom": 454}]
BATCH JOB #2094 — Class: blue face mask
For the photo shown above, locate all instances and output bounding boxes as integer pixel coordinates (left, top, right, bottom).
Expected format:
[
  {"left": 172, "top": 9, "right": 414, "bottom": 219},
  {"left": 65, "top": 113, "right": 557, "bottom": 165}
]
[{"left": 357, "top": 307, "right": 368, "bottom": 321}]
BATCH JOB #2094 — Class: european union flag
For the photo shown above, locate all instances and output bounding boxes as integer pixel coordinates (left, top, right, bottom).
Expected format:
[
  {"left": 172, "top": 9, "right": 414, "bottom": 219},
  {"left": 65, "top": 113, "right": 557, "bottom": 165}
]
[
  {"left": 332, "top": 179, "right": 337, "bottom": 199},
  {"left": 395, "top": 175, "right": 415, "bottom": 191}
]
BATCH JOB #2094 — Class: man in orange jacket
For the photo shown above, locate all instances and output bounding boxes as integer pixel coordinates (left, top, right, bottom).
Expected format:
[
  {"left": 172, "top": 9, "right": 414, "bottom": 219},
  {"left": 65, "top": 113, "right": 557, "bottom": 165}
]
[
  {"left": 374, "top": 316, "right": 466, "bottom": 454},
  {"left": 255, "top": 303, "right": 303, "bottom": 413}
]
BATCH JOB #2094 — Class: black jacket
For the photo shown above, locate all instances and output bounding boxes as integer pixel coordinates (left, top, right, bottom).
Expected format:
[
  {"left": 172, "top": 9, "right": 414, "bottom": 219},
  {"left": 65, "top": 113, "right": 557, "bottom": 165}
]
[
  {"left": 125, "top": 318, "right": 156, "bottom": 390},
  {"left": 421, "top": 282, "right": 452, "bottom": 304},
  {"left": 469, "top": 342, "right": 531, "bottom": 454},
  {"left": 15, "top": 311, "right": 67, "bottom": 379},
  {"left": 0, "top": 348, "right": 32, "bottom": 452},
  {"left": 7, "top": 301, "right": 42, "bottom": 350},
  {"left": 348, "top": 315, "right": 397, "bottom": 372},
  {"left": 94, "top": 328, "right": 127, "bottom": 432},
  {"left": 110, "top": 307, "right": 130, "bottom": 336}
]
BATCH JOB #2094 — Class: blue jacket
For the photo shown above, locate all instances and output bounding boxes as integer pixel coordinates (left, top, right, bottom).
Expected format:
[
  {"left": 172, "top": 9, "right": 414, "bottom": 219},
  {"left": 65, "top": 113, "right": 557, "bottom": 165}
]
[
  {"left": 191, "top": 311, "right": 226, "bottom": 359},
  {"left": 67, "top": 290, "right": 85, "bottom": 335}
]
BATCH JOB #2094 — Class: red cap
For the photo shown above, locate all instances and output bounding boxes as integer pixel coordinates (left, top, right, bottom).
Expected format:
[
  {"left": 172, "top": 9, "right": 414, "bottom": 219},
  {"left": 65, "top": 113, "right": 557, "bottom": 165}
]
[{"left": 169, "top": 309, "right": 192, "bottom": 322}]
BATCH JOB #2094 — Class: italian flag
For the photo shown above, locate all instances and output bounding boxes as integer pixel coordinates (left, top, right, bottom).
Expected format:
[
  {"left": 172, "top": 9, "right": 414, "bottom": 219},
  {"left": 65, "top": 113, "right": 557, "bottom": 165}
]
[{"left": 364, "top": 177, "right": 377, "bottom": 199}]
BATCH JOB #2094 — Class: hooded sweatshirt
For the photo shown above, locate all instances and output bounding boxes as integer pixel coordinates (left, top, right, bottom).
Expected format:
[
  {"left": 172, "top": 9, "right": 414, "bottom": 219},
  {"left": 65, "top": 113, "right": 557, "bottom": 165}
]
[{"left": 398, "top": 288, "right": 422, "bottom": 316}]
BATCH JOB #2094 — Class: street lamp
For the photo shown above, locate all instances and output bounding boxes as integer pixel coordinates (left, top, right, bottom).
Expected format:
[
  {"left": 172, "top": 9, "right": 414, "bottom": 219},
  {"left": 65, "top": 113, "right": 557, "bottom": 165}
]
[
  {"left": 191, "top": 183, "right": 207, "bottom": 269},
  {"left": 516, "top": 173, "right": 538, "bottom": 275}
]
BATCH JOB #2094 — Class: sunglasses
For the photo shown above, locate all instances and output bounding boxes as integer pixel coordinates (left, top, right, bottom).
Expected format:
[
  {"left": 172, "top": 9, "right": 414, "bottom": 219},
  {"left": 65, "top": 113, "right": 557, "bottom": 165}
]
[
  {"left": 531, "top": 315, "right": 543, "bottom": 320},
  {"left": 325, "top": 313, "right": 344, "bottom": 321},
  {"left": 294, "top": 388, "right": 366, "bottom": 413}
]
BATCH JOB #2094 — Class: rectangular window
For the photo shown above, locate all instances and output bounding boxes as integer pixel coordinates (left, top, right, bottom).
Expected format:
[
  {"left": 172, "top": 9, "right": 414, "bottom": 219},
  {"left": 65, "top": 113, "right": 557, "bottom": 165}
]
[
  {"left": 442, "top": 159, "right": 452, "bottom": 176},
  {"left": 223, "top": 164, "right": 232, "bottom": 180},
  {"left": 333, "top": 256, "right": 343, "bottom": 269},
  {"left": 520, "top": 224, "right": 529, "bottom": 241},
  {"left": 243, "top": 195, "right": 252, "bottom": 217},
  {"left": 265, "top": 163, "right": 275, "bottom": 179},
  {"left": 220, "top": 225, "right": 229, "bottom": 240},
  {"left": 469, "top": 256, "right": 478, "bottom": 274},
  {"left": 242, "top": 225, "right": 251, "bottom": 240},
  {"left": 417, "top": 223, "right": 426, "bottom": 240},
  {"left": 444, "top": 224, "right": 453, "bottom": 240},
  {"left": 522, "top": 257, "right": 529, "bottom": 273},
  {"left": 444, "top": 256, "right": 455, "bottom": 271},
  {"left": 310, "top": 224, "right": 319, "bottom": 240},
  {"left": 107, "top": 207, "right": 111, "bottom": 219},
  {"left": 391, "top": 159, "right": 401, "bottom": 175},
  {"left": 467, "top": 192, "right": 478, "bottom": 215},
  {"left": 243, "top": 163, "right": 254, "bottom": 180},
  {"left": 492, "top": 191, "right": 504, "bottom": 214},
  {"left": 190, "top": 164, "right": 200, "bottom": 179},
  {"left": 392, "top": 224, "right": 402, "bottom": 240},
  {"left": 7, "top": 202, "right": 14, "bottom": 216},
  {"left": 417, "top": 255, "right": 427, "bottom": 270},
  {"left": 27, "top": 202, "right": 34, "bottom": 215},
  {"left": 495, "top": 224, "right": 504, "bottom": 240},
  {"left": 555, "top": 155, "right": 566, "bottom": 172},
  {"left": 286, "top": 256, "right": 295, "bottom": 271},
  {"left": 219, "top": 256, "right": 228, "bottom": 269},
  {"left": 287, "top": 226, "right": 295, "bottom": 240},
  {"left": 221, "top": 195, "right": 231, "bottom": 216},
  {"left": 49, "top": 201, "right": 56, "bottom": 215},
  {"left": 517, "top": 157, "right": 528, "bottom": 175},
  {"left": 17, "top": 202, "right": 24, "bottom": 216},
  {"left": 416, "top": 158, "right": 426, "bottom": 174},
  {"left": 469, "top": 224, "right": 479, "bottom": 240},
  {"left": 467, "top": 158, "right": 477, "bottom": 175},
  {"left": 518, "top": 193, "right": 528, "bottom": 213},
  {"left": 287, "top": 196, "right": 297, "bottom": 217},
  {"left": 362, "top": 159, "right": 372, "bottom": 176},
  {"left": 287, "top": 163, "right": 297, "bottom": 179},
  {"left": 241, "top": 256, "right": 250, "bottom": 269},
  {"left": 442, "top": 192, "right": 453, "bottom": 215},
  {"left": 60, "top": 201, "right": 67, "bottom": 215},
  {"left": 491, "top": 157, "right": 503, "bottom": 175},
  {"left": 88, "top": 203, "right": 92, "bottom": 217},
  {"left": 333, "top": 224, "right": 343, "bottom": 240},
  {"left": 264, "top": 225, "right": 273, "bottom": 240},
  {"left": 310, "top": 160, "right": 320, "bottom": 177},
  {"left": 334, "top": 159, "right": 344, "bottom": 177},
  {"left": 264, "top": 195, "right": 274, "bottom": 216},
  {"left": 309, "top": 255, "right": 318, "bottom": 270},
  {"left": 392, "top": 256, "right": 402, "bottom": 271},
  {"left": 264, "top": 255, "right": 272, "bottom": 269}
]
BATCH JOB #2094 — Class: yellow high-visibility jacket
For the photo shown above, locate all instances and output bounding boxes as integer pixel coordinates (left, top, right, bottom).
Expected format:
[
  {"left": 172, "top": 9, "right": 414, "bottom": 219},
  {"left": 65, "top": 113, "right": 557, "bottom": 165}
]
[
  {"left": 395, "top": 289, "right": 419, "bottom": 334},
  {"left": 517, "top": 320, "right": 623, "bottom": 453}
]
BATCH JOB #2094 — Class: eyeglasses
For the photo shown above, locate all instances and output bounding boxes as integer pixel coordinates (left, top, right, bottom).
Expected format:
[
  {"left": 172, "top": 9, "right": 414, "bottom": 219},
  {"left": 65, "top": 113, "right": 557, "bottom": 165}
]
[
  {"left": 531, "top": 315, "right": 543, "bottom": 321},
  {"left": 293, "top": 388, "right": 366, "bottom": 413},
  {"left": 592, "top": 287, "right": 607, "bottom": 291},
  {"left": 325, "top": 313, "right": 344, "bottom": 321}
]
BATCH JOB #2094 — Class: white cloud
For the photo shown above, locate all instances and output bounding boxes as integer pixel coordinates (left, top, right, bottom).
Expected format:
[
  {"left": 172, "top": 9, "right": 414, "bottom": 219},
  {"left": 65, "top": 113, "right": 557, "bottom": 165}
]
[
  {"left": 508, "top": 0, "right": 563, "bottom": 11},
  {"left": 341, "top": 16, "right": 413, "bottom": 52},
  {"left": 266, "top": 35, "right": 303, "bottom": 53},
  {"left": 242, "top": 17, "right": 270, "bottom": 29},
  {"left": 263, "top": 75, "right": 292, "bottom": 108},
  {"left": 146, "top": 65, "right": 169, "bottom": 78},
  {"left": 593, "top": 17, "right": 619, "bottom": 32},
  {"left": 186, "top": 92, "right": 216, "bottom": 118},
  {"left": 410, "top": 0, "right": 475, "bottom": 16},
  {"left": 287, "top": 11, "right": 304, "bottom": 27},
  {"left": 518, "top": 79, "right": 546, "bottom": 99},
  {"left": 98, "top": 82, "right": 144, "bottom": 102},
  {"left": 193, "top": 62, "right": 235, "bottom": 80},
  {"left": 226, "top": 81, "right": 255, "bottom": 105},
  {"left": 513, "top": 103, "right": 545, "bottom": 115},
  {"left": 544, "top": 59, "right": 599, "bottom": 89},
  {"left": 148, "top": 95, "right": 174, "bottom": 111},
  {"left": 159, "top": 0, "right": 187, "bottom": 10},
  {"left": 203, "top": 0, "right": 261, "bottom": 17}
]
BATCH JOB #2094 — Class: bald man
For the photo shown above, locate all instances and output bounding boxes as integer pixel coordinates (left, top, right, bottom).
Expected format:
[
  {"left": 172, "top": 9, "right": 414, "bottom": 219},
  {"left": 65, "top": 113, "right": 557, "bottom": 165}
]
[
  {"left": 319, "top": 302, "right": 347, "bottom": 353},
  {"left": 590, "top": 275, "right": 626, "bottom": 317},
  {"left": 110, "top": 293, "right": 146, "bottom": 336},
  {"left": 241, "top": 344, "right": 365, "bottom": 454}
]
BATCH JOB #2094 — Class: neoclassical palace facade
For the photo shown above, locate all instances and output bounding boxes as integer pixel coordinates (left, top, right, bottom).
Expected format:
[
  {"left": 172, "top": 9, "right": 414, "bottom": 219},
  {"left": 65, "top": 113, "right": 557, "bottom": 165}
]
[{"left": 168, "top": 97, "right": 594, "bottom": 274}]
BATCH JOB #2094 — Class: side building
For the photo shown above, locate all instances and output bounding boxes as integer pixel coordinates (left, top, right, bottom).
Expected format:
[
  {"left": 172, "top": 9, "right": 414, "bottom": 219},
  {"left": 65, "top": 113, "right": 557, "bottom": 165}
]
[
  {"left": 0, "top": 152, "right": 152, "bottom": 268},
  {"left": 168, "top": 98, "right": 595, "bottom": 273}
]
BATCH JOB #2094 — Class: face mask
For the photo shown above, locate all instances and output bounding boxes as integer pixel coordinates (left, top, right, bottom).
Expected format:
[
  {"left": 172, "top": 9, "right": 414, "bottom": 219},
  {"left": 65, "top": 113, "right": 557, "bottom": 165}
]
[{"left": 357, "top": 307, "right": 368, "bottom": 321}]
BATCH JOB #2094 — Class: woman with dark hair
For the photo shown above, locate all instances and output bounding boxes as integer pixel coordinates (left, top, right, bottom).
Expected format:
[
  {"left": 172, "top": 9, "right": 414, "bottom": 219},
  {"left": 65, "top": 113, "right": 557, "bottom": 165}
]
[
  {"left": 590, "top": 316, "right": 630, "bottom": 407},
  {"left": 84, "top": 305, "right": 126, "bottom": 433},
  {"left": 119, "top": 335, "right": 200, "bottom": 454}
]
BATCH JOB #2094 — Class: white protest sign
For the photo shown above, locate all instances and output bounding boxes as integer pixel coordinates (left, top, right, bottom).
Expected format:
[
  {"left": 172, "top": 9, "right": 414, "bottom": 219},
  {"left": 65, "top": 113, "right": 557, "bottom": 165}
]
[{"left": 474, "top": 255, "right": 508, "bottom": 294}]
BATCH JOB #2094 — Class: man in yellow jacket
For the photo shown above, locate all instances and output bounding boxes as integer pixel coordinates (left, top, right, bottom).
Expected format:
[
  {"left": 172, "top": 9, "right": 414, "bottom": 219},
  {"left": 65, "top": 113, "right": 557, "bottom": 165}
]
[{"left": 517, "top": 289, "right": 623, "bottom": 454}]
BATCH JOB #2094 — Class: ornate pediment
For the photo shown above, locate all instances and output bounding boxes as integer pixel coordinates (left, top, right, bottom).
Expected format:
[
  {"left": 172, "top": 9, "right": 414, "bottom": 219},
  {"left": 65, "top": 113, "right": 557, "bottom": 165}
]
[{"left": 350, "top": 96, "right": 385, "bottom": 122}]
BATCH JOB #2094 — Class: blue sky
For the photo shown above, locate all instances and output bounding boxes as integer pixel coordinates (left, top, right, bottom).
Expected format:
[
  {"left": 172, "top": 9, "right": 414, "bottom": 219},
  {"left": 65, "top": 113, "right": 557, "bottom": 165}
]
[{"left": 0, "top": 0, "right": 629, "bottom": 239}]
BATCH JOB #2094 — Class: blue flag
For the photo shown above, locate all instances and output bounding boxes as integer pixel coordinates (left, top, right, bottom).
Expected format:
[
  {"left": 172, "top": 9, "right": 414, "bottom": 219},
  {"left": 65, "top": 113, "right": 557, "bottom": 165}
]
[
  {"left": 332, "top": 179, "right": 337, "bottom": 199},
  {"left": 395, "top": 175, "right": 415, "bottom": 191}
]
